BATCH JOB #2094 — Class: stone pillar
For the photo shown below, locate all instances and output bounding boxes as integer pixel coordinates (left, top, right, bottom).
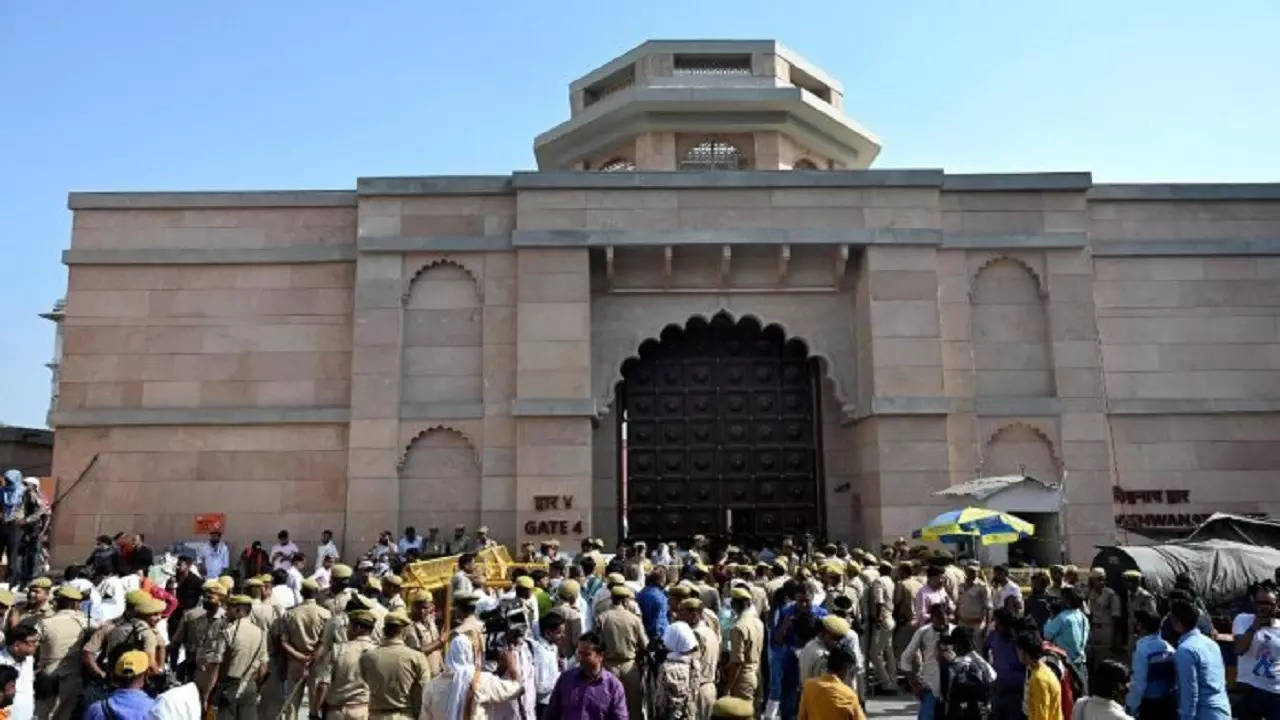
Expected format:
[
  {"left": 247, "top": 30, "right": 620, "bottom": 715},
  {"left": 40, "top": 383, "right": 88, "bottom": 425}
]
[
  {"left": 1046, "top": 248, "right": 1116, "bottom": 561},
  {"left": 513, "top": 248, "right": 593, "bottom": 547},
  {"left": 481, "top": 252, "right": 518, "bottom": 541},
  {"left": 634, "top": 132, "right": 675, "bottom": 170},
  {"left": 753, "top": 132, "right": 785, "bottom": 169},
  {"left": 345, "top": 252, "right": 404, "bottom": 554},
  {"left": 937, "top": 249, "right": 980, "bottom": 486}
]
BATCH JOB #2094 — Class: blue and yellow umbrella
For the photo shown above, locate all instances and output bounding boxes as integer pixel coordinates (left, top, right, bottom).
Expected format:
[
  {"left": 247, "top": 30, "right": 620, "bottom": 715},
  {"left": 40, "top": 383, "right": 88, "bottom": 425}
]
[{"left": 911, "top": 507, "right": 1035, "bottom": 545}]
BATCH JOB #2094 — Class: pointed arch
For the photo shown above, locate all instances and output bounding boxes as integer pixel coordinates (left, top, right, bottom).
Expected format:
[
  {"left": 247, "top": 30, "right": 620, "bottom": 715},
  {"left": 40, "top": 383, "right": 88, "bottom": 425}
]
[{"left": 969, "top": 255, "right": 1046, "bottom": 298}]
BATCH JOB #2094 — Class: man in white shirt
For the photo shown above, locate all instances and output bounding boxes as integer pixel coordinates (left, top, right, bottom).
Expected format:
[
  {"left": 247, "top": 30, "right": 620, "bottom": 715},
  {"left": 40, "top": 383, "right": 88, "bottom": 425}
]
[
  {"left": 196, "top": 531, "right": 229, "bottom": 579},
  {"left": 532, "top": 613, "right": 566, "bottom": 716},
  {"left": 0, "top": 623, "right": 37, "bottom": 720},
  {"left": 991, "top": 564, "right": 1023, "bottom": 612},
  {"left": 310, "top": 554, "right": 335, "bottom": 591},
  {"left": 269, "top": 530, "right": 298, "bottom": 571},
  {"left": 268, "top": 570, "right": 298, "bottom": 609},
  {"left": 899, "top": 602, "right": 955, "bottom": 718},
  {"left": 315, "top": 529, "right": 340, "bottom": 568},
  {"left": 397, "top": 526, "right": 423, "bottom": 555},
  {"left": 1234, "top": 584, "right": 1280, "bottom": 713},
  {"left": 285, "top": 553, "right": 306, "bottom": 599}
]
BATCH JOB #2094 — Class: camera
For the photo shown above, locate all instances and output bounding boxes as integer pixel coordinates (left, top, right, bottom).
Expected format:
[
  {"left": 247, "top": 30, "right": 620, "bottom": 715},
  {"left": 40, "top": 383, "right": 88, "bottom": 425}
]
[{"left": 480, "top": 598, "right": 530, "bottom": 659}]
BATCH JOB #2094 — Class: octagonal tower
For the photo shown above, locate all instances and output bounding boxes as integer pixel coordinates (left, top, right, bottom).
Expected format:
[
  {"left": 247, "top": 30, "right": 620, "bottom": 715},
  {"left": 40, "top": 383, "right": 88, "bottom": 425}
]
[{"left": 534, "top": 40, "right": 881, "bottom": 171}]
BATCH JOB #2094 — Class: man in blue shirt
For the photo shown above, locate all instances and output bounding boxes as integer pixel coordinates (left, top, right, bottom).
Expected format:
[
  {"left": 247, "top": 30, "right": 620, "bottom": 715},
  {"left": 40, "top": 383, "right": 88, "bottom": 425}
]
[
  {"left": 1043, "top": 586, "right": 1090, "bottom": 684},
  {"left": 1127, "top": 609, "right": 1177, "bottom": 717},
  {"left": 773, "top": 587, "right": 827, "bottom": 720},
  {"left": 1171, "top": 599, "right": 1232, "bottom": 720},
  {"left": 636, "top": 569, "right": 670, "bottom": 640},
  {"left": 86, "top": 650, "right": 156, "bottom": 720}
]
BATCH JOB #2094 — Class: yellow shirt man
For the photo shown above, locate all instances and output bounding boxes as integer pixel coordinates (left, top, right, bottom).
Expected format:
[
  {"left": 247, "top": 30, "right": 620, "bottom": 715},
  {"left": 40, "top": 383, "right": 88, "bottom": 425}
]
[{"left": 798, "top": 673, "right": 866, "bottom": 720}]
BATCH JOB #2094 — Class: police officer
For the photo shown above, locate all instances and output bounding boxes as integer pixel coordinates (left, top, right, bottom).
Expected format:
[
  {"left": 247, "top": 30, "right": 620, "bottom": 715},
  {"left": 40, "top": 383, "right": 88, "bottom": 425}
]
[
  {"left": 106, "top": 591, "right": 165, "bottom": 674},
  {"left": 282, "top": 578, "right": 332, "bottom": 717},
  {"left": 381, "top": 574, "right": 406, "bottom": 612},
  {"left": 723, "top": 587, "right": 764, "bottom": 702},
  {"left": 323, "top": 564, "right": 355, "bottom": 614},
  {"left": 422, "top": 528, "right": 446, "bottom": 558},
  {"left": 171, "top": 579, "right": 225, "bottom": 682},
  {"left": 595, "top": 585, "right": 648, "bottom": 720},
  {"left": 313, "top": 608, "right": 377, "bottom": 719},
  {"left": 679, "top": 597, "right": 719, "bottom": 719},
  {"left": 205, "top": 594, "right": 268, "bottom": 720},
  {"left": 551, "top": 580, "right": 584, "bottom": 659},
  {"left": 14, "top": 576, "right": 54, "bottom": 629},
  {"left": 403, "top": 590, "right": 444, "bottom": 676},
  {"left": 34, "top": 584, "right": 88, "bottom": 720},
  {"left": 360, "top": 609, "right": 431, "bottom": 719}
]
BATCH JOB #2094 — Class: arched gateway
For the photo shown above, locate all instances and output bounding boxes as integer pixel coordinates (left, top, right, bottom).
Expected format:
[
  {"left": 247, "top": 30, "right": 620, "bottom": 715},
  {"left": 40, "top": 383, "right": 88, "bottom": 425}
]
[{"left": 617, "top": 312, "right": 824, "bottom": 542}]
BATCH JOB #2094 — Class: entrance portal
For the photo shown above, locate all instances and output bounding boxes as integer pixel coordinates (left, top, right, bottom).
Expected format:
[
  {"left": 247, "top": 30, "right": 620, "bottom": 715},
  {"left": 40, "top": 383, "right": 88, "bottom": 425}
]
[{"left": 618, "top": 312, "right": 824, "bottom": 543}]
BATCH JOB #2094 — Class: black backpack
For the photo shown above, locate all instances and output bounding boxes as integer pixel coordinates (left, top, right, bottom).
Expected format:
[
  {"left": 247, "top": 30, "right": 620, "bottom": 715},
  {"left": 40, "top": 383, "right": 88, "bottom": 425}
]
[{"left": 947, "top": 658, "right": 992, "bottom": 720}]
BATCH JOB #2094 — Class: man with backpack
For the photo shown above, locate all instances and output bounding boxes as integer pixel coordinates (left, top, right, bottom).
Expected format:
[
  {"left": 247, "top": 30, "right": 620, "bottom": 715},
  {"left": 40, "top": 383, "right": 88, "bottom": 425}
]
[
  {"left": 84, "top": 650, "right": 156, "bottom": 720},
  {"left": 938, "top": 626, "right": 997, "bottom": 720}
]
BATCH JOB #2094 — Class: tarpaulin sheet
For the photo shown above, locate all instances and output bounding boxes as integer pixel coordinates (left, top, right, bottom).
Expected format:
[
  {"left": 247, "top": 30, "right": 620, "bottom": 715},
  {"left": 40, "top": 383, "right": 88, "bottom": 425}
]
[
  {"left": 1184, "top": 512, "right": 1280, "bottom": 548},
  {"left": 1092, "top": 539, "right": 1280, "bottom": 611}
]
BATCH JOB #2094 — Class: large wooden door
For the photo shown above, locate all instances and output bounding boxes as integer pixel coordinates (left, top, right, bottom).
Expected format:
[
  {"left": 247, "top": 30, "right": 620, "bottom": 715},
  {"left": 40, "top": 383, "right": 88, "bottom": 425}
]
[{"left": 620, "top": 312, "right": 823, "bottom": 542}]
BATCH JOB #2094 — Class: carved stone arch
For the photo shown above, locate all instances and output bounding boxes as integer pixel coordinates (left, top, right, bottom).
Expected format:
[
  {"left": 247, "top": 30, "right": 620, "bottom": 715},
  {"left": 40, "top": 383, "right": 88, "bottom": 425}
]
[
  {"left": 397, "top": 425, "right": 480, "bottom": 472},
  {"left": 596, "top": 306, "right": 855, "bottom": 419},
  {"left": 402, "top": 258, "right": 483, "bottom": 304},
  {"left": 969, "top": 255, "right": 1047, "bottom": 299},
  {"left": 979, "top": 421, "right": 1064, "bottom": 478}
]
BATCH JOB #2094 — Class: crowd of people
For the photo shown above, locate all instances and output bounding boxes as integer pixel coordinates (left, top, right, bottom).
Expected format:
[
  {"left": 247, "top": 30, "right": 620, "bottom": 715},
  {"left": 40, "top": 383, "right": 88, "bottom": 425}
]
[
  {"left": 0, "top": 524, "right": 1273, "bottom": 720},
  {"left": 0, "top": 470, "right": 50, "bottom": 589}
]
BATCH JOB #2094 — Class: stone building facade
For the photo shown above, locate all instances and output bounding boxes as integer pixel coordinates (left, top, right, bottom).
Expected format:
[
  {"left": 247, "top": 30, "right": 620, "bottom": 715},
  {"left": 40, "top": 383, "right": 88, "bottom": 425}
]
[{"left": 50, "top": 41, "right": 1280, "bottom": 563}]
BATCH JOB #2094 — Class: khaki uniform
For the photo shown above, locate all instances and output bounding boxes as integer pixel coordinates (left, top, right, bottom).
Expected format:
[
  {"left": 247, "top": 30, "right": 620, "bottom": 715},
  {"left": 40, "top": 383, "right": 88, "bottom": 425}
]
[
  {"left": 1087, "top": 585, "right": 1123, "bottom": 663},
  {"left": 942, "top": 565, "right": 965, "bottom": 601},
  {"left": 595, "top": 605, "right": 649, "bottom": 720},
  {"left": 324, "top": 586, "right": 355, "bottom": 615},
  {"left": 404, "top": 617, "right": 445, "bottom": 677},
  {"left": 748, "top": 584, "right": 769, "bottom": 618},
  {"left": 316, "top": 634, "right": 376, "bottom": 719},
  {"left": 16, "top": 603, "right": 54, "bottom": 631},
  {"left": 385, "top": 594, "right": 406, "bottom": 613},
  {"left": 283, "top": 599, "right": 332, "bottom": 716},
  {"left": 893, "top": 577, "right": 924, "bottom": 658},
  {"left": 653, "top": 656, "right": 700, "bottom": 720},
  {"left": 956, "top": 581, "right": 992, "bottom": 626},
  {"left": 727, "top": 608, "right": 764, "bottom": 701},
  {"left": 695, "top": 582, "right": 721, "bottom": 615},
  {"left": 552, "top": 601, "right": 584, "bottom": 659},
  {"left": 868, "top": 575, "right": 897, "bottom": 688},
  {"left": 34, "top": 608, "right": 89, "bottom": 720},
  {"left": 360, "top": 638, "right": 431, "bottom": 719},
  {"left": 209, "top": 616, "right": 268, "bottom": 720},
  {"left": 172, "top": 605, "right": 226, "bottom": 696},
  {"left": 105, "top": 617, "right": 161, "bottom": 670},
  {"left": 691, "top": 621, "right": 719, "bottom": 718},
  {"left": 252, "top": 600, "right": 287, "bottom": 720},
  {"left": 797, "top": 637, "right": 830, "bottom": 683},
  {"left": 422, "top": 539, "right": 447, "bottom": 557}
]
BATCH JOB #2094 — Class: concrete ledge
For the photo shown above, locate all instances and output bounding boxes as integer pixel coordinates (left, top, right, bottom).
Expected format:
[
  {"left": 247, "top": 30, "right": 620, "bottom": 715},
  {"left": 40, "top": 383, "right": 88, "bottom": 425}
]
[
  {"left": 63, "top": 246, "right": 357, "bottom": 265},
  {"left": 511, "top": 399, "right": 599, "bottom": 417},
  {"left": 1108, "top": 398, "right": 1280, "bottom": 415},
  {"left": 512, "top": 169, "right": 942, "bottom": 190},
  {"left": 852, "top": 396, "right": 954, "bottom": 420},
  {"left": 976, "top": 397, "right": 1062, "bottom": 417},
  {"left": 51, "top": 406, "right": 350, "bottom": 427},
  {"left": 357, "top": 176, "right": 513, "bottom": 196},
  {"left": 942, "top": 173, "right": 1093, "bottom": 191},
  {"left": 943, "top": 233, "right": 1087, "bottom": 249},
  {"left": 398, "top": 403, "right": 485, "bottom": 420},
  {"left": 513, "top": 228, "right": 941, "bottom": 247},
  {"left": 1089, "top": 184, "right": 1280, "bottom": 201},
  {"left": 68, "top": 190, "right": 355, "bottom": 209},
  {"left": 359, "top": 236, "right": 512, "bottom": 252},
  {"left": 1092, "top": 239, "right": 1280, "bottom": 256}
]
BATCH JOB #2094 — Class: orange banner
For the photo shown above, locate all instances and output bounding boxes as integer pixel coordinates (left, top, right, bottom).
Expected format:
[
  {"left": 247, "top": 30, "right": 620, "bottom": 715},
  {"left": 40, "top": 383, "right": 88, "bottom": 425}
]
[{"left": 193, "top": 514, "right": 225, "bottom": 534}]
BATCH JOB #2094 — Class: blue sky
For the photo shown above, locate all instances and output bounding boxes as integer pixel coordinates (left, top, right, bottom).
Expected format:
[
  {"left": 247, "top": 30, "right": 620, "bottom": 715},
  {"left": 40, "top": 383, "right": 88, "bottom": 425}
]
[{"left": 1, "top": 1, "right": 1278, "bottom": 428}]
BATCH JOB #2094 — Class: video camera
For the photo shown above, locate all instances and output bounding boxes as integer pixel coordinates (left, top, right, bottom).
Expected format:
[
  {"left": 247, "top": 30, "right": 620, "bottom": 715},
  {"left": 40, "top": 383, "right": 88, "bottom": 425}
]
[{"left": 479, "top": 598, "right": 530, "bottom": 659}]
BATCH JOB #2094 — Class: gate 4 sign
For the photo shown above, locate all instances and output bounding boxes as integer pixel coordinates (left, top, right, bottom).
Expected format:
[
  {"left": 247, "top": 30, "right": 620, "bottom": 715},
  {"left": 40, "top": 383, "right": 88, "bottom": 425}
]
[{"left": 524, "top": 520, "right": 585, "bottom": 535}]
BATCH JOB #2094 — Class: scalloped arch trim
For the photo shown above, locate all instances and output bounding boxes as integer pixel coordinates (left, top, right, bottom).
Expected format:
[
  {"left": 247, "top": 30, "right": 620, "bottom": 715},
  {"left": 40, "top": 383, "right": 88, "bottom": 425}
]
[
  {"left": 397, "top": 425, "right": 481, "bottom": 472},
  {"left": 603, "top": 308, "right": 849, "bottom": 411},
  {"left": 402, "top": 258, "right": 483, "bottom": 304},
  {"left": 970, "top": 255, "right": 1047, "bottom": 297},
  {"left": 979, "top": 421, "right": 1064, "bottom": 476}
]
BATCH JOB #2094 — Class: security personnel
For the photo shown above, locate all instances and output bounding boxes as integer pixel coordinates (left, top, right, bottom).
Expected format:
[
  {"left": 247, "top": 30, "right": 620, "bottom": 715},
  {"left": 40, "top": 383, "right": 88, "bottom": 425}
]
[
  {"left": 313, "top": 608, "right": 377, "bottom": 719},
  {"left": 1086, "top": 567, "right": 1123, "bottom": 667},
  {"left": 723, "top": 587, "right": 764, "bottom": 701},
  {"left": 592, "top": 573, "right": 629, "bottom": 622},
  {"left": 422, "top": 527, "right": 446, "bottom": 558},
  {"left": 106, "top": 592, "right": 165, "bottom": 674},
  {"left": 34, "top": 584, "right": 89, "bottom": 720},
  {"left": 360, "top": 609, "right": 431, "bottom": 719},
  {"left": 171, "top": 579, "right": 226, "bottom": 683},
  {"left": 187, "top": 581, "right": 230, "bottom": 699},
  {"left": 449, "top": 591, "right": 485, "bottom": 662},
  {"left": 0, "top": 588, "right": 15, "bottom": 630},
  {"left": 323, "top": 563, "right": 355, "bottom": 614},
  {"left": 404, "top": 590, "right": 444, "bottom": 676},
  {"left": 447, "top": 525, "right": 471, "bottom": 555},
  {"left": 1123, "top": 569, "right": 1157, "bottom": 653},
  {"left": 679, "top": 597, "right": 719, "bottom": 719},
  {"left": 281, "top": 578, "right": 332, "bottom": 717},
  {"left": 245, "top": 576, "right": 286, "bottom": 720},
  {"left": 15, "top": 576, "right": 54, "bottom": 628},
  {"left": 552, "top": 580, "right": 585, "bottom": 658},
  {"left": 711, "top": 695, "right": 755, "bottom": 719},
  {"left": 595, "top": 585, "right": 648, "bottom": 720},
  {"left": 382, "top": 574, "right": 406, "bottom": 611},
  {"left": 205, "top": 594, "right": 268, "bottom": 720},
  {"left": 692, "top": 565, "right": 722, "bottom": 615}
]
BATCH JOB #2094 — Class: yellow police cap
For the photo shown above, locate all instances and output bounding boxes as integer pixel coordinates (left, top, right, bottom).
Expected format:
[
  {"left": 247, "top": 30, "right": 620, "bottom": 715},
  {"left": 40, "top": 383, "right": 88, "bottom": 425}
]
[
  {"left": 1089, "top": 567, "right": 1107, "bottom": 580},
  {"left": 332, "top": 564, "right": 353, "bottom": 580},
  {"left": 302, "top": 579, "right": 319, "bottom": 592},
  {"left": 558, "top": 580, "right": 580, "bottom": 599},
  {"left": 228, "top": 594, "right": 254, "bottom": 606},
  {"left": 365, "top": 577, "right": 382, "bottom": 592},
  {"left": 219, "top": 576, "right": 235, "bottom": 591},
  {"left": 28, "top": 577, "right": 52, "bottom": 590},
  {"left": 668, "top": 585, "right": 691, "bottom": 600},
  {"left": 606, "top": 573, "right": 626, "bottom": 585},
  {"left": 823, "top": 615, "right": 851, "bottom": 637},
  {"left": 711, "top": 696, "right": 755, "bottom": 719},
  {"left": 384, "top": 609, "right": 411, "bottom": 627},
  {"left": 610, "top": 585, "right": 634, "bottom": 599},
  {"left": 349, "top": 609, "right": 376, "bottom": 625},
  {"left": 383, "top": 574, "right": 403, "bottom": 587},
  {"left": 125, "top": 589, "right": 150, "bottom": 608},
  {"left": 679, "top": 597, "right": 703, "bottom": 611},
  {"left": 730, "top": 587, "right": 752, "bottom": 601},
  {"left": 136, "top": 596, "right": 166, "bottom": 615},
  {"left": 244, "top": 578, "right": 263, "bottom": 589},
  {"left": 516, "top": 576, "right": 535, "bottom": 590},
  {"left": 56, "top": 585, "right": 84, "bottom": 601},
  {"left": 0, "top": 589, "right": 14, "bottom": 606},
  {"left": 1122, "top": 570, "right": 1142, "bottom": 580}
]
